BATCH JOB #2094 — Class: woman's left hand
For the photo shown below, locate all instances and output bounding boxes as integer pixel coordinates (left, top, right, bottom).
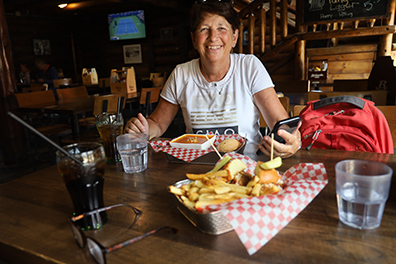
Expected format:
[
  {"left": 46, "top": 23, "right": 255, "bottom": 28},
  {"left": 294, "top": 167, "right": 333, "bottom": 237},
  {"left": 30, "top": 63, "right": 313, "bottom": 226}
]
[{"left": 258, "top": 122, "right": 302, "bottom": 159}]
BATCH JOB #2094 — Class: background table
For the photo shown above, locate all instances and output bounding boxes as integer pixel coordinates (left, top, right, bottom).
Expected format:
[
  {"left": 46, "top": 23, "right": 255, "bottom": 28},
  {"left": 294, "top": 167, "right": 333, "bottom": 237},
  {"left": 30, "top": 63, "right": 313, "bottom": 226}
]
[{"left": 0, "top": 147, "right": 395, "bottom": 263}]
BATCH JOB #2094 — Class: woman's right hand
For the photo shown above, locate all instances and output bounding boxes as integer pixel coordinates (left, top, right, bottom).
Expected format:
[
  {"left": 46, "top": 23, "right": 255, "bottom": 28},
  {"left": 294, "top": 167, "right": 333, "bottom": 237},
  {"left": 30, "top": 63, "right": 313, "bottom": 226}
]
[{"left": 124, "top": 113, "right": 149, "bottom": 135}]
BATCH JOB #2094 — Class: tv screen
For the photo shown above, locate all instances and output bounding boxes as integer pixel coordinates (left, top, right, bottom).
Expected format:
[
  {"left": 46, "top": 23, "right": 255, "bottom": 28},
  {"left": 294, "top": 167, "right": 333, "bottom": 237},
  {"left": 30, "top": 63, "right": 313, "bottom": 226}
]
[{"left": 108, "top": 10, "right": 146, "bottom": 41}]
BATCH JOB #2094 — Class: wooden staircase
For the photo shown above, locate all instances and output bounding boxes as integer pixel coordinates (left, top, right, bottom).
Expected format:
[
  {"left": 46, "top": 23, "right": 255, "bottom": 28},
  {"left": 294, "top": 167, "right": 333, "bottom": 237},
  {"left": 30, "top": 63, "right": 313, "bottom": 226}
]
[{"left": 235, "top": 0, "right": 396, "bottom": 87}]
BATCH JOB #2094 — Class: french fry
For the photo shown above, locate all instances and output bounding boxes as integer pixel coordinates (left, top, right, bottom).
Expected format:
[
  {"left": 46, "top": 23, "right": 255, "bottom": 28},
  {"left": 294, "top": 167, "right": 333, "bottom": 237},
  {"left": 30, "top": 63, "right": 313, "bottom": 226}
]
[
  {"left": 180, "top": 195, "right": 195, "bottom": 210},
  {"left": 198, "top": 187, "right": 215, "bottom": 194},
  {"left": 195, "top": 198, "right": 234, "bottom": 209},
  {"left": 246, "top": 175, "right": 259, "bottom": 188},
  {"left": 213, "top": 186, "right": 230, "bottom": 194},
  {"left": 202, "top": 192, "right": 236, "bottom": 200},
  {"left": 168, "top": 185, "right": 184, "bottom": 196},
  {"left": 186, "top": 170, "right": 228, "bottom": 181},
  {"left": 251, "top": 183, "right": 261, "bottom": 197},
  {"left": 188, "top": 192, "right": 200, "bottom": 202},
  {"left": 187, "top": 186, "right": 199, "bottom": 197},
  {"left": 181, "top": 184, "right": 191, "bottom": 192},
  {"left": 194, "top": 180, "right": 205, "bottom": 188}
]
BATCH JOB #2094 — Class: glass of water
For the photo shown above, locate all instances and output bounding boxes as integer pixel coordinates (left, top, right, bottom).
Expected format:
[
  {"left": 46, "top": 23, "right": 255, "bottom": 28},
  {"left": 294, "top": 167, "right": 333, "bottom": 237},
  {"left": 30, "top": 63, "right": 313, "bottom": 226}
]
[
  {"left": 116, "top": 133, "right": 148, "bottom": 173},
  {"left": 335, "top": 159, "right": 393, "bottom": 229}
]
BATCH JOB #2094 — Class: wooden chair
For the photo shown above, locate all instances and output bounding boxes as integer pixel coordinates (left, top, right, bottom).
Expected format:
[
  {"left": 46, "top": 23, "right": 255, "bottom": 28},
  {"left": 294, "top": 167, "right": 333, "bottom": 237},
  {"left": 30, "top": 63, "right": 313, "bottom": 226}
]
[
  {"left": 259, "top": 96, "right": 290, "bottom": 131},
  {"left": 293, "top": 105, "right": 306, "bottom": 117},
  {"left": 377, "top": 106, "right": 396, "bottom": 150},
  {"left": 333, "top": 79, "right": 368, "bottom": 91},
  {"left": 53, "top": 78, "right": 73, "bottom": 88},
  {"left": 21, "top": 84, "right": 47, "bottom": 93},
  {"left": 274, "top": 80, "right": 311, "bottom": 94},
  {"left": 78, "top": 93, "right": 127, "bottom": 128},
  {"left": 99, "top": 78, "right": 110, "bottom": 88},
  {"left": 150, "top": 72, "right": 166, "bottom": 80},
  {"left": 93, "top": 93, "right": 126, "bottom": 115},
  {"left": 56, "top": 86, "right": 88, "bottom": 103},
  {"left": 150, "top": 72, "right": 167, "bottom": 87},
  {"left": 152, "top": 77, "right": 166, "bottom": 87},
  {"left": 307, "top": 90, "right": 388, "bottom": 106},
  {"left": 139, "top": 87, "right": 162, "bottom": 117},
  {"left": 16, "top": 90, "right": 57, "bottom": 107},
  {"left": 15, "top": 90, "right": 72, "bottom": 154}
]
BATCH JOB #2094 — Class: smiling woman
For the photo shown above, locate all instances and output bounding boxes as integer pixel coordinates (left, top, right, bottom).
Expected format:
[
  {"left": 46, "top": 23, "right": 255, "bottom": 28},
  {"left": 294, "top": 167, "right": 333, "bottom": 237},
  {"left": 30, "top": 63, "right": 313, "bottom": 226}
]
[{"left": 124, "top": 0, "right": 302, "bottom": 160}]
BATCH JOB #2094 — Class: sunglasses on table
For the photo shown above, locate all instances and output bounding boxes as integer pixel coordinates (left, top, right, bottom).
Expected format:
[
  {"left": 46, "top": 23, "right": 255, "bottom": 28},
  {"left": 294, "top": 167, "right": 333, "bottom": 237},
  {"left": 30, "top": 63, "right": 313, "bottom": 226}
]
[{"left": 69, "top": 203, "right": 178, "bottom": 264}]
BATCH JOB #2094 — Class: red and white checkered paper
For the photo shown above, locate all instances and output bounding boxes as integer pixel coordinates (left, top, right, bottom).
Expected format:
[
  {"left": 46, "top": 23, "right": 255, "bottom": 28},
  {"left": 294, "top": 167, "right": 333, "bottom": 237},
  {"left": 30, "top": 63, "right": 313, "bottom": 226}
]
[
  {"left": 149, "top": 134, "right": 246, "bottom": 162},
  {"left": 207, "top": 154, "right": 328, "bottom": 255}
]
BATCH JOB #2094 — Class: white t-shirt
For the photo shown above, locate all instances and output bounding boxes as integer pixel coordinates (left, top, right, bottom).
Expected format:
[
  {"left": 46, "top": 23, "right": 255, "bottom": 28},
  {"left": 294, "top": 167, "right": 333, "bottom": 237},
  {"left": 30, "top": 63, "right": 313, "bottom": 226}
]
[{"left": 161, "top": 53, "right": 274, "bottom": 148}]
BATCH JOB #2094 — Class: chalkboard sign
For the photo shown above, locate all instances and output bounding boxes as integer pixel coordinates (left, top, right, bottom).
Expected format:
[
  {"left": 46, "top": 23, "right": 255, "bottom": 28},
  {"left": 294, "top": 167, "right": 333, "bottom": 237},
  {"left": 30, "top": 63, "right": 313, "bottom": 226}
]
[{"left": 303, "top": 0, "right": 390, "bottom": 24}]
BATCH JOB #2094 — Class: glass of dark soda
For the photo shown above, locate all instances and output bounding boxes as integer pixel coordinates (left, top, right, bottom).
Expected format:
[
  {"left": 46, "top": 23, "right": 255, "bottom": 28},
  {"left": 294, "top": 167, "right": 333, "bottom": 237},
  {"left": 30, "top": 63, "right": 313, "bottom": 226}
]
[{"left": 56, "top": 142, "right": 107, "bottom": 230}]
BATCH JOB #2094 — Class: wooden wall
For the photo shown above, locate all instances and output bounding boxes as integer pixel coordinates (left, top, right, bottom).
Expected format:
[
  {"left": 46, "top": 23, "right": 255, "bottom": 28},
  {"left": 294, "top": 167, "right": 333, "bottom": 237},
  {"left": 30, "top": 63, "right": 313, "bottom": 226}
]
[{"left": 5, "top": 7, "right": 192, "bottom": 85}]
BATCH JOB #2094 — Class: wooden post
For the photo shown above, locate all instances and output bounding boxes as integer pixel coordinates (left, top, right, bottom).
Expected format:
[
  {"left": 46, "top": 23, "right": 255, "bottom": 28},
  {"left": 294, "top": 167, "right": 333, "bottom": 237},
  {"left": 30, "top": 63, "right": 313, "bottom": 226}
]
[
  {"left": 270, "top": 0, "right": 277, "bottom": 47},
  {"left": 295, "top": 0, "right": 305, "bottom": 80},
  {"left": 0, "top": 0, "right": 28, "bottom": 166},
  {"left": 248, "top": 13, "right": 255, "bottom": 54},
  {"left": 259, "top": 6, "right": 266, "bottom": 54},
  {"left": 280, "top": 0, "right": 288, "bottom": 39},
  {"left": 238, "top": 21, "right": 244, "bottom": 53},
  {"left": 378, "top": 0, "right": 396, "bottom": 56}
]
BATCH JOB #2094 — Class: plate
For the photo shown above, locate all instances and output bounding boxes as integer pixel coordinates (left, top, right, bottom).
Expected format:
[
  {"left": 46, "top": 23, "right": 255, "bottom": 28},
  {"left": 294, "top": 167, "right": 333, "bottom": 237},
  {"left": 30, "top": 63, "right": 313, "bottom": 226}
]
[
  {"left": 169, "top": 134, "right": 216, "bottom": 150},
  {"left": 166, "top": 135, "right": 247, "bottom": 165}
]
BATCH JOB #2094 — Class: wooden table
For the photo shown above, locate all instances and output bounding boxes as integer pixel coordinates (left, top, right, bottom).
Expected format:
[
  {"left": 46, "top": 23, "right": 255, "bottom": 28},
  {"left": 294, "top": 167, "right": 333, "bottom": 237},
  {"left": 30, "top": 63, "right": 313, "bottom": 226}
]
[
  {"left": 17, "top": 96, "right": 95, "bottom": 138},
  {"left": 0, "top": 147, "right": 395, "bottom": 264}
]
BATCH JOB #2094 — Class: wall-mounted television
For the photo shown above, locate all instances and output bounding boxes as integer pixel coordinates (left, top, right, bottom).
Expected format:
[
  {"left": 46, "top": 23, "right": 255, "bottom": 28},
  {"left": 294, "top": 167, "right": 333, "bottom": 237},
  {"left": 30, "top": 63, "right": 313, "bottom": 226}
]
[{"left": 108, "top": 10, "right": 146, "bottom": 41}]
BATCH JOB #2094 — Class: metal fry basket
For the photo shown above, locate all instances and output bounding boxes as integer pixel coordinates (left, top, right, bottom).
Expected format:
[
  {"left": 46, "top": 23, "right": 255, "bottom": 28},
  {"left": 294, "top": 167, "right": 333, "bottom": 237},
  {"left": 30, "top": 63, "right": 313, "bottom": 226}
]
[{"left": 173, "top": 179, "right": 233, "bottom": 235}]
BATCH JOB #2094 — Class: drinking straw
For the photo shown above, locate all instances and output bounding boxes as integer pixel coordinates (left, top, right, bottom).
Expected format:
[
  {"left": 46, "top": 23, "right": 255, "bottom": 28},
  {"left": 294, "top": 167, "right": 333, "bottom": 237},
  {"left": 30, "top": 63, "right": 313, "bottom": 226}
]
[
  {"left": 7, "top": 111, "right": 83, "bottom": 166},
  {"left": 205, "top": 135, "right": 223, "bottom": 159},
  {"left": 271, "top": 133, "right": 274, "bottom": 161}
]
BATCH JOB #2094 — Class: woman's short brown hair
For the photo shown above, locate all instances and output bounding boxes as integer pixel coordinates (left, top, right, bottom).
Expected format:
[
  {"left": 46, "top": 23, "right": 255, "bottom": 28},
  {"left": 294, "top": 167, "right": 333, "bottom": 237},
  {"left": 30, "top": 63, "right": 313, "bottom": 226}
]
[{"left": 189, "top": 1, "right": 239, "bottom": 33}]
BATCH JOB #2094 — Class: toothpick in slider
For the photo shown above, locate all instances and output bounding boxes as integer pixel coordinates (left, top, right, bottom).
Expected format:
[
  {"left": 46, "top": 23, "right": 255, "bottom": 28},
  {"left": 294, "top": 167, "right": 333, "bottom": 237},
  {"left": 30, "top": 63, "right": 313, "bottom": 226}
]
[
  {"left": 271, "top": 133, "right": 274, "bottom": 161},
  {"left": 205, "top": 135, "right": 223, "bottom": 160}
]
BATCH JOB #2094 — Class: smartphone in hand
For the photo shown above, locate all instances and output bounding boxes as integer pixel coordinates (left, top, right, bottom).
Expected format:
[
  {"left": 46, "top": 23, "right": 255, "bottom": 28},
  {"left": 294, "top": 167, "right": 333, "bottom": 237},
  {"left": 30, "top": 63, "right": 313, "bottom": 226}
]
[
  {"left": 257, "top": 116, "right": 301, "bottom": 155},
  {"left": 270, "top": 116, "right": 301, "bottom": 143}
]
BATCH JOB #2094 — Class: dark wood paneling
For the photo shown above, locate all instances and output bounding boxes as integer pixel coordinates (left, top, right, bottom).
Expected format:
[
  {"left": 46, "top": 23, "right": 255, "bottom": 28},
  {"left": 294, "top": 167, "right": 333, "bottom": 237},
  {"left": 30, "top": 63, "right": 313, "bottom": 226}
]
[{"left": 5, "top": 2, "right": 193, "bottom": 85}]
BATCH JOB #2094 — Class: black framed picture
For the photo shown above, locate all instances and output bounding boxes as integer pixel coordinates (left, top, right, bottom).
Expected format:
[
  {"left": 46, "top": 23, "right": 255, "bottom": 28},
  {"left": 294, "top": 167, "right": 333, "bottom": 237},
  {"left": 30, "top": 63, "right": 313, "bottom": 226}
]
[{"left": 33, "top": 39, "right": 51, "bottom": 55}]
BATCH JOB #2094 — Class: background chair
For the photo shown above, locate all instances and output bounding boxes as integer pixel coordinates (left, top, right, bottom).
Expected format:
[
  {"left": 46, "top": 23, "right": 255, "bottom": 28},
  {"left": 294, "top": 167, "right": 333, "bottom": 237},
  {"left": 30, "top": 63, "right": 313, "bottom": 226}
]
[
  {"left": 377, "top": 106, "right": 396, "bottom": 150},
  {"left": 333, "top": 79, "right": 368, "bottom": 91},
  {"left": 293, "top": 105, "right": 306, "bottom": 117},
  {"left": 274, "top": 80, "right": 311, "bottom": 94},
  {"left": 99, "top": 78, "right": 110, "bottom": 88},
  {"left": 150, "top": 72, "right": 167, "bottom": 87},
  {"left": 15, "top": 90, "right": 72, "bottom": 161},
  {"left": 62, "top": 93, "right": 127, "bottom": 145},
  {"left": 22, "top": 83, "right": 47, "bottom": 93},
  {"left": 56, "top": 86, "right": 88, "bottom": 103},
  {"left": 139, "top": 87, "right": 162, "bottom": 117},
  {"left": 53, "top": 78, "right": 73, "bottom": 88},
  {"left": 307, "top": 90, "right": 387, "bottom": 106},
  {"left": 78, "top": 93, "right": 127, "bottom": 128}
]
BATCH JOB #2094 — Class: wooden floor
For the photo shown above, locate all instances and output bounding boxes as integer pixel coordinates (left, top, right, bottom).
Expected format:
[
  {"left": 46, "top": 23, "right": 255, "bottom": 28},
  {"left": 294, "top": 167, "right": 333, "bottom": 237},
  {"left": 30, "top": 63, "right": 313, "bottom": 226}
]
[{"left": 0, "top": 148, "right": 53, "bottom": 184}]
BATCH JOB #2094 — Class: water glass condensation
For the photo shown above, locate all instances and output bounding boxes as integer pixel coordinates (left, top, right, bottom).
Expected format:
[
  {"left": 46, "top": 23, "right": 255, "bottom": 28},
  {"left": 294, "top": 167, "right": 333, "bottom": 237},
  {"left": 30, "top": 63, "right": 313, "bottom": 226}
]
[
  {"left": 116, "top": 133, "right": 148, "bottom": 173},
  {"left": 336, "top": 159, "right": 393, "bottom": 229}
]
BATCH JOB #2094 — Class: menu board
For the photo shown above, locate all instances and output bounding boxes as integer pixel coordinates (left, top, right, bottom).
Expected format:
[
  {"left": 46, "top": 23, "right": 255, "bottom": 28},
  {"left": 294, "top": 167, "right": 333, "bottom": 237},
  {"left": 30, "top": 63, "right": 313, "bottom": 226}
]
[{"left": 302, "top": 0, "right": 389, "bottom": 24}]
